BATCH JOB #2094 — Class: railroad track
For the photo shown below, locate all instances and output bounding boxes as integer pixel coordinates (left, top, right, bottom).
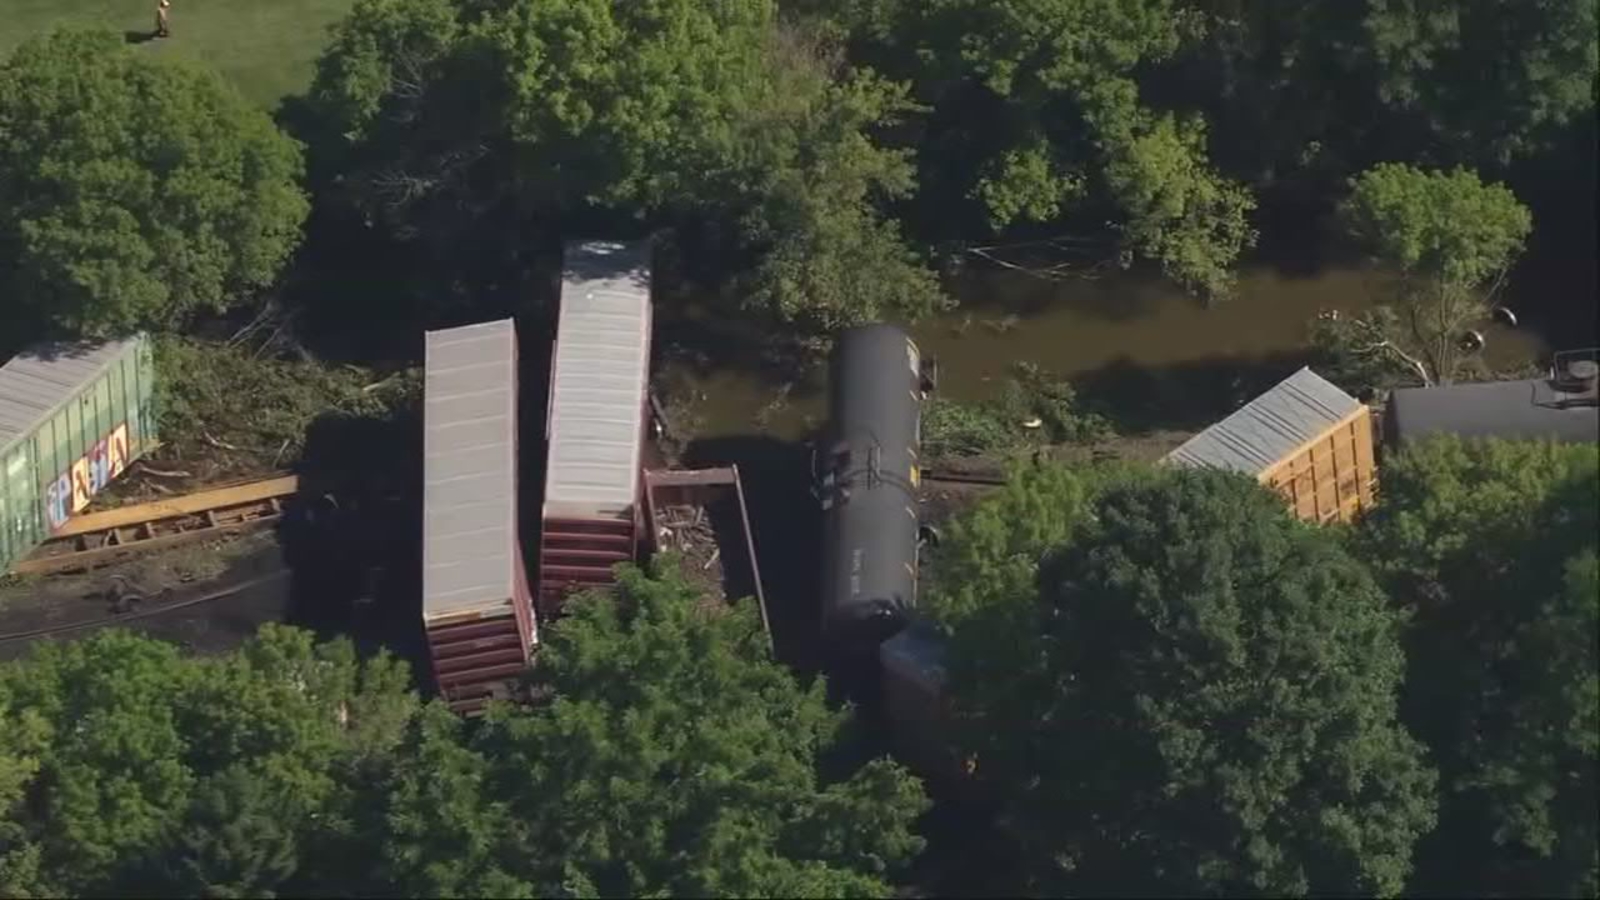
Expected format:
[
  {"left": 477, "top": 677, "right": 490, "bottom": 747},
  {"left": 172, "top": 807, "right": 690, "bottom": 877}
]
[
  {"left": 0, "top": 570, "right": 293, "bottom": 644},
  {"left": 921, "top": 468, "right": 1007, "bottom": 487},
  {"left": 14, "top": 475, "right": 302, "bottom": 576}
]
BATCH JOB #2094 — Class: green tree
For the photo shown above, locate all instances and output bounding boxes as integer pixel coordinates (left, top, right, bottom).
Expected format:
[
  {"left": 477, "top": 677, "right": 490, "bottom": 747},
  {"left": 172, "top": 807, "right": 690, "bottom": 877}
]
[
  {"left": 342, "top": 704, "right": 535, "bottom": 898},
  {"left": 475, "top": 559, "right": 929, "bottom": 898},
  {"left": 306, "top": 0, "right": 944, "bottom": 339},
  {"left": 1330, "top": 163, "right": 1532, "bottom": 386},
  {"left": 1356, "top": 436, "right": 1600, "bottom": 897},
  {"left": 0, "top": 631, "right": 197, "bottom": 895},
  {"left": 0, "top": 625, "right": 422, "bottom": 897},
  {"left": 0, "top": 28, "right": 308, "bottom": 337},
  {"left": 1166, "top": 0, "right": 1598, "bottom": 194},
  {"left": 1363, "top": 0, "right": 1600, "bottom": 166},
  {"left": 826, "top": 0, "right": 1257, "bottom": 300},
  {"left": 939, "top": 468, "right": 1436, "bottom": 896},
  {"left": 0, "top": 683, "right": 49, "bottom": 897}
]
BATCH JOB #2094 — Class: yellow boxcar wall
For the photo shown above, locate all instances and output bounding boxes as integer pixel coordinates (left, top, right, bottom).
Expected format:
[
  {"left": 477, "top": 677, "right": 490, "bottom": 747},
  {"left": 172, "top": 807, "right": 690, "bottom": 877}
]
[{"left": 1261, "top": 408, "right": 1378, "bottom": 525}]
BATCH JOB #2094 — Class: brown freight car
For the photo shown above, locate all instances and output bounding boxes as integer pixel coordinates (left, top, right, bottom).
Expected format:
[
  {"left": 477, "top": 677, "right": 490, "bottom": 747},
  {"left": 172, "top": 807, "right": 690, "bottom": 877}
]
[
  {"left": 535, "top": 241, "right": 655, "bottom": 616},
  {"left": 421, "top": 319, "right": 537, "bottom": 716}
]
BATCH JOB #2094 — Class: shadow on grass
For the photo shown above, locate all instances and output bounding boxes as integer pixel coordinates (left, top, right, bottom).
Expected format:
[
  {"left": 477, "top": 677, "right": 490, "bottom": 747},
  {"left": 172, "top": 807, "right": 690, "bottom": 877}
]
[{"left": 123, "top": 30, "right": 158, "bottom": 45}]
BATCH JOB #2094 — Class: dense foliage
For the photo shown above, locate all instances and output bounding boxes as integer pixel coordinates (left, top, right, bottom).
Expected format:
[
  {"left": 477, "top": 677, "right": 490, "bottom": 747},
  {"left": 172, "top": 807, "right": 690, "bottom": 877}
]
[
  {"left": 0, "top": 563, "right": 925, "bottom": 898},
  {"left": 930, "top": 468, "right": 1437, "bottom": 896},
  {"left": 303, "top": 0, "right": 945, "bottom": 343},
  {"left": 1320, "top": 164, "right": 1532, "bottom": 389},
  {"left": 1356, "top": 437, "right": 1600, "bottom": 897},
  {"left": 0, "top": 29, "right": 308, "bottom": 338},
  {"left": 0, "top": 625, "right": 415, "bottom": 898},
  {"left": 471, "top": 560, "right": 928, "bottom": 897}
]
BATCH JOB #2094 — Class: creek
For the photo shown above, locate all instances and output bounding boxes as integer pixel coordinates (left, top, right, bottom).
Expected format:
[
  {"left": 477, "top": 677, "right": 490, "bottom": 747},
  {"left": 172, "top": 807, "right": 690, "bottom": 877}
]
[{"left": 664, "top": 260, "right": 1554, "bottom": 443}]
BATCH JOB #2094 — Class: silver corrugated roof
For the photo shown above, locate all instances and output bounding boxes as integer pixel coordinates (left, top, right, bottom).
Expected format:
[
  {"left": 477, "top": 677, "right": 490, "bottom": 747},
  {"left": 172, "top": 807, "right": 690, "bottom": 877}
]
[
  {"left": 545, "top": 241, "right": 652, "bottom": 517},
  {"left": 0, "top": 336, "right": 143, "bottom": 454},
  {"left": 423, "top": 320, "right": 519, "bottom": 619},
  {"left": 1164, "top": 367, "right": 1362, "bottom": 476}
]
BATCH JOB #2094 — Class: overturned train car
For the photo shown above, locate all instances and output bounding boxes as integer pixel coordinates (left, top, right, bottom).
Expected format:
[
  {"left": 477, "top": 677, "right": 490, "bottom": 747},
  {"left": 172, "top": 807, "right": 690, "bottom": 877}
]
[{"left": 815, "top": 324, "right": 934, "bottom": 656}]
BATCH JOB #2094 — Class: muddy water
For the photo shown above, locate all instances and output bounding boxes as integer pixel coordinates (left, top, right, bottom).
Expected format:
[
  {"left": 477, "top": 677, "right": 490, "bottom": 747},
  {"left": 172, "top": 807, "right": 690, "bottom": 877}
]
[{"left": 668, "top": 262, "right": 1548, "bottom": 441}]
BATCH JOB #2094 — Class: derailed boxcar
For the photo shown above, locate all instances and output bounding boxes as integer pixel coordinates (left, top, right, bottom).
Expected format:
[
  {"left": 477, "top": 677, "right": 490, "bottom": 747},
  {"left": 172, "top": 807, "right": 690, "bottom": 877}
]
[
  {"left": 535, "top": 241, "right": 653, "bottom": 616},
  {"left": 0, "top": 334, "right": 158, "bottom": 575},
  {"left": 880, "top": 617, "right": 964, "bottom": 780},
  {"left": 422, "top": 319, "right": 537, "bottom": 716},
  {"left": 816, "top": 323, "right": 932, "bottom": 654}
]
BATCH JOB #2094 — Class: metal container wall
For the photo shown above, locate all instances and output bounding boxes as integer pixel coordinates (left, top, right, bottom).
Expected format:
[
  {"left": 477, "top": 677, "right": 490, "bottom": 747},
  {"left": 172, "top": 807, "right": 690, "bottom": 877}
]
[
  {"left": 1260, "top": 408, "right": 1377, "bottom": 525},
  {"left": 1, "top": 335, "right": 157, "bottom": 574},
  {"left": 818, "top": 324, "right": 925, "bottom": 647}
]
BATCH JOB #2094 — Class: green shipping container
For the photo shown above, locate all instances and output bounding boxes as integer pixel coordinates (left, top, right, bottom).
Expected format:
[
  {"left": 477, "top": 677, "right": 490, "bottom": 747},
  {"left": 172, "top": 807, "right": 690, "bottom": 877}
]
[{"left": 0, "top": 334, "right": 159, "bottom": 575}]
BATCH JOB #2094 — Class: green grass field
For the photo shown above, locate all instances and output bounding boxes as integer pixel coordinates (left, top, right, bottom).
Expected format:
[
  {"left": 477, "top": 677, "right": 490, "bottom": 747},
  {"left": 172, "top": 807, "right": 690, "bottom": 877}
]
[{"left": 2, "top": 0, "right": 357, "bottom": 108}]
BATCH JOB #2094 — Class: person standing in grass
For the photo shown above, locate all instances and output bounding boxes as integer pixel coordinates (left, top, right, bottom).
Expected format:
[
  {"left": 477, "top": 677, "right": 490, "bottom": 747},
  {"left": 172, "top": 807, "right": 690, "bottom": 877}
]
[{"left": 155, "top": 0, "right": 171, "bottom": 38}]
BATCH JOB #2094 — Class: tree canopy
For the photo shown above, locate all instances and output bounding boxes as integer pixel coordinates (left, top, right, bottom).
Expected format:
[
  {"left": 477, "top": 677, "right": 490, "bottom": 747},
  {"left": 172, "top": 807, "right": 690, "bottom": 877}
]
[
  {"left": 931, "top": 467, "right": 1436, "bottom": 897},
  {"left": 473, "top": 559, "right": 929, "bottom": 898},
  {"left": 1356, "top": 436, "right": 1600, "bottom": 898},
  {"left": 0, "top": 625, "right": 417, "bottom": 898},
  {"left": 1317, "top": 163, "right": 1532, "bottom": 389},
  {"left": 0, "top": 563, "right": 926, "bottom": 898},
  {"left": 304, "top": 0, "right": 945, "bottom": 342},
  {"left": 0, "top": 28, "right": 308, "bottom": 338}
]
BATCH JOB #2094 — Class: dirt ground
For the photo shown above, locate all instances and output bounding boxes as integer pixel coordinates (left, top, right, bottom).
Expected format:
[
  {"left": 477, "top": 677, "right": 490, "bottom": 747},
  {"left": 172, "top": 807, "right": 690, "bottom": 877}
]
[
  {"left": 85, "top": 453, "right": 286, "bottom": 512},
  {"left": 0, "top": 530, "right": 289, "bottom": 662},
  {"left": 918, "top": 429, "right": 1194, "bottom": 523}
]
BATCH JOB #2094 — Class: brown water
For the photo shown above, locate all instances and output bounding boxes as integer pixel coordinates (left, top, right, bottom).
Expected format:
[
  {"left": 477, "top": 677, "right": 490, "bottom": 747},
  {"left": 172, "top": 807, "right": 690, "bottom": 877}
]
[{"left": 667, "top": 262, "right": 1548, "bottom": 441}]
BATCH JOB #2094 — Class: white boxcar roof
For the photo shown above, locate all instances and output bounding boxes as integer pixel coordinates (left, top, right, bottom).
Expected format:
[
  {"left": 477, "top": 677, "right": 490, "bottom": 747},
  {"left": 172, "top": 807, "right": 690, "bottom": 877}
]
[
  {"left": 1164, "top": 367, "right": 1362, "bottom": 476},
  {"left": 545, "top": 241, "right": 652, "bottom": 516},
  {"left": 0, "top": 336, "right": 143, "bottom": 454},
  {"left": 424, "top": 320, "right": 519, "bottom": 619}
]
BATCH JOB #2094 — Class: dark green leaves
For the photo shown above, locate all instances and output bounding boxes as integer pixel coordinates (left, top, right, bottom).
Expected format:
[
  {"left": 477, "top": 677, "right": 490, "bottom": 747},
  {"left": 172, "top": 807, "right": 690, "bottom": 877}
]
[
  {"left": 935, "top": 468, "right": 1436, "bottom": 896},
  {"left": 0, "top": 28, "right": 308, "bottom": 336},
  {"left": 1358, "top": 437, "right": 1600, "bottom": 896}
]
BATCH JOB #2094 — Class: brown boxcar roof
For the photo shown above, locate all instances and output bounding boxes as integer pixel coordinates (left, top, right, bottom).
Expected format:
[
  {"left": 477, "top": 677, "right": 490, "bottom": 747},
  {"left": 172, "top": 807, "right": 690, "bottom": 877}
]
[
  {"left": 0, "top": 336, "right": 143, "bottom": 455},
  {"left": 423, "top": 319, "right": 519, "bottom": 620},
  {"left": 1164, "top": 367, "right": 1363, "bottom": 476}
]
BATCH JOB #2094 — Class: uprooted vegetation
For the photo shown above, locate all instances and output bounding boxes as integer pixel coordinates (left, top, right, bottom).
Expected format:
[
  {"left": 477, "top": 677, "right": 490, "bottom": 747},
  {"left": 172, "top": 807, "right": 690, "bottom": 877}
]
[
  {"left": 111, "top": 337, "right": 421, "bottom": 497},
  {"left": 922, "top": 362, "right": 1111, "bottom": 461}
]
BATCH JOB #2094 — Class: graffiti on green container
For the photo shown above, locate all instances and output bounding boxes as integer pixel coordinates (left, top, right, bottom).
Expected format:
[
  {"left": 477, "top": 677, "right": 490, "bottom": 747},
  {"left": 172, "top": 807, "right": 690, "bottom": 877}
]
[{"left": 46, "top": 422, "right": 129, "bottom": 531}]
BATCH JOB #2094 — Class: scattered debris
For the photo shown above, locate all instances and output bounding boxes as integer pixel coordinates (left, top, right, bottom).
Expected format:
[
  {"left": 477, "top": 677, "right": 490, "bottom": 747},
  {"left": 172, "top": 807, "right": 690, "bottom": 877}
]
[
  {"left": 137, "top": 464, "right": 194, "bottom": 479},
  {"left": 654, "top": 504, "right": 726, "bottom": 608}
]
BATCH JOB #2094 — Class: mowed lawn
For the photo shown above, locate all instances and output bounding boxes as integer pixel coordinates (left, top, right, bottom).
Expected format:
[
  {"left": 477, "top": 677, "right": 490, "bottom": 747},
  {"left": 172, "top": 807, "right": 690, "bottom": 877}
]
[{"left": 2, "top": 0, "right": 358, "bottom": 108}]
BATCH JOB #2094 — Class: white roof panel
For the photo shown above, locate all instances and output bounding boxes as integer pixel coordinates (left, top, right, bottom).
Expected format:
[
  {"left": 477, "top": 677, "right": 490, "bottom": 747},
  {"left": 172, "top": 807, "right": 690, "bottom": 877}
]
[
  {"left": 545, "top": 241, "right": 652, "bottom": 516},
  {"left": 423, "top": 319, "right": 519, "bottom": 618},
  {"left": 1164, "top": 367, "right": 1363, "bottom": 476}
]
